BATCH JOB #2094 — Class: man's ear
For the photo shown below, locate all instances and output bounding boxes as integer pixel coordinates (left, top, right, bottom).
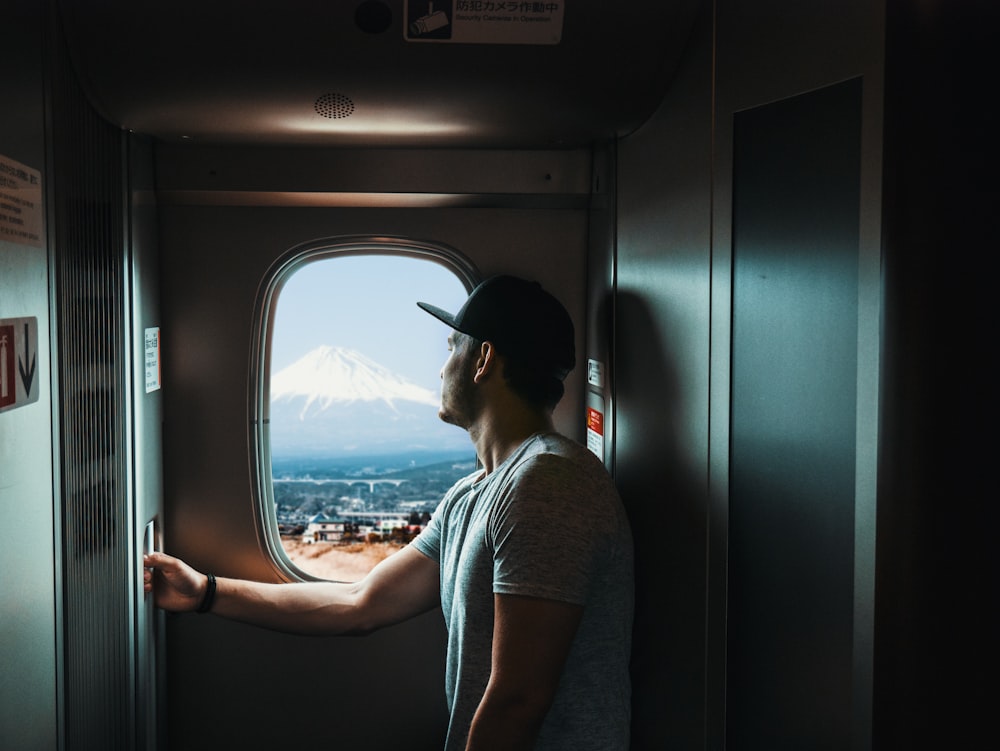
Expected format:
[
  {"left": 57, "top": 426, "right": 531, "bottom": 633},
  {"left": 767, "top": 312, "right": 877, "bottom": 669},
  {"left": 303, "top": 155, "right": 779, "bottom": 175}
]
[{"left": 473, "top": 341, "right": 500, "bottom": 383}]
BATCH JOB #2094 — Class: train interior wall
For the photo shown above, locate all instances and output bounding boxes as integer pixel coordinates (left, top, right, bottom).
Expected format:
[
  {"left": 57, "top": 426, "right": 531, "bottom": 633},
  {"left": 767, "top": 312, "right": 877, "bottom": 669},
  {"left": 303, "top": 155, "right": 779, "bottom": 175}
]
[
  {"left": 155, "top": 146, "right": 592, "bottom": 750},
  {"left": 617, "top": 2, "right": 886, "bottom": 748},
  {"left": 1, "top": 2, "right": 58, "bottom": 749},
  {"left": 1, "top": 0, "right": 993, "bottom": 749}
]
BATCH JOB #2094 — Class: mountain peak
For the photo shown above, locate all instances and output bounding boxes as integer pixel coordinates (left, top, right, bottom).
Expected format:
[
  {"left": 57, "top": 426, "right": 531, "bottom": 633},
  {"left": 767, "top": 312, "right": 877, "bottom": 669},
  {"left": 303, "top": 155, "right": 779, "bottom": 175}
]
[{"left": 271, "top": 346, "right": 439, "bottom": 416}]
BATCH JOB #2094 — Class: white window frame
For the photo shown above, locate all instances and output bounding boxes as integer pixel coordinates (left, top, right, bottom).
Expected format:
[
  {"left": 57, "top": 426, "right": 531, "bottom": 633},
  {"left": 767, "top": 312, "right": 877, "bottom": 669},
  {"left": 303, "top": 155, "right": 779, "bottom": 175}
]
[{"left": 248, "top": 235, "right": 479, "bottom": 581}]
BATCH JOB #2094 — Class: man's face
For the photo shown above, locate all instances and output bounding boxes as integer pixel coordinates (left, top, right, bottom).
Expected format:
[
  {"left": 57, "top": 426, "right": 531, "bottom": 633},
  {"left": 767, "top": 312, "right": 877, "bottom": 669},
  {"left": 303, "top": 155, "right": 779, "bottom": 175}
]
[{"left": 438, "top": 332, "right": 478, "bottom": 429}]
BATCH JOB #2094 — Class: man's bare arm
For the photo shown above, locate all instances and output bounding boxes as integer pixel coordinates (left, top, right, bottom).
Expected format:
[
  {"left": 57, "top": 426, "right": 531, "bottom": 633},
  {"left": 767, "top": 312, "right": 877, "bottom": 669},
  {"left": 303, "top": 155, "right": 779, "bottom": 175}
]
[
  {"left": 143, "top": 545, "right": 440, "bottom": 636},
  {"left": 464, "top": 593, "right": 584, "bottom": 750}
]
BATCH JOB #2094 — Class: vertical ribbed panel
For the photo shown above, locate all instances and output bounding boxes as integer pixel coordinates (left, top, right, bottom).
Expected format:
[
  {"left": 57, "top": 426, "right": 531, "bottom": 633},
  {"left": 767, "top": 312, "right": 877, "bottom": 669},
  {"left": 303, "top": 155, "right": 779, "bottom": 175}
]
[{"left": 52, "top": 21, "right": 135, "bottom": 751}]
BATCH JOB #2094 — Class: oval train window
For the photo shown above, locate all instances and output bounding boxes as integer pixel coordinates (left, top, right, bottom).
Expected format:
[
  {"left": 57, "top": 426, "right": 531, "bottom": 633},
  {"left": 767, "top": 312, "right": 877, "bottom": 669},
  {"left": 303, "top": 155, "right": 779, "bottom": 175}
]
[{"left": 253, "top": 240, "right": 479, "bottom": 581}]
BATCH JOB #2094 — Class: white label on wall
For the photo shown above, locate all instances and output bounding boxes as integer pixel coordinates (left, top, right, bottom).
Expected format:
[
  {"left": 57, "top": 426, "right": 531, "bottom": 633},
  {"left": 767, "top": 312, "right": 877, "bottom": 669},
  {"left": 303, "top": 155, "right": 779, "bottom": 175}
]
[
  {"left": 587, "top": 358, "right": 605, "bottom": 388},
  {"left": 144, "top": 327, "right": 161, "bottom": 393},
  {"left": 0, "top": 154, "right": 44, "bottom": 248}
]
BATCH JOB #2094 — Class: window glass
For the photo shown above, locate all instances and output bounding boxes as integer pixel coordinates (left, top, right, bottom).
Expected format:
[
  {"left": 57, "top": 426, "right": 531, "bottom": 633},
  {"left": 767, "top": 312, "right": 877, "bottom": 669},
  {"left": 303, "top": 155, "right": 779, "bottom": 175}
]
[{"left": 268, "top": 253, "right": 476, "bottom": 581}]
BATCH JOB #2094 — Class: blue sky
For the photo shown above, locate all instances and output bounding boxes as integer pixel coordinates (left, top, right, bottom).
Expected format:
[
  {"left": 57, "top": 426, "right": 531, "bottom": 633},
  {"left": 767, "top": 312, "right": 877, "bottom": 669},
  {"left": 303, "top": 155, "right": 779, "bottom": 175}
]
[{"left": 270, "top": 255, "right": 471, "bottom": 391}]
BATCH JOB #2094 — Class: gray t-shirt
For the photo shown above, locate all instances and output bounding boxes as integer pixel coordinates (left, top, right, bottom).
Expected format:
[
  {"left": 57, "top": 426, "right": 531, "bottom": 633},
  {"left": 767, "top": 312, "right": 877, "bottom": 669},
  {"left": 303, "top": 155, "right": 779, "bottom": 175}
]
[{"left": 411, "top": 432, "right": 634, "bottom": 751}]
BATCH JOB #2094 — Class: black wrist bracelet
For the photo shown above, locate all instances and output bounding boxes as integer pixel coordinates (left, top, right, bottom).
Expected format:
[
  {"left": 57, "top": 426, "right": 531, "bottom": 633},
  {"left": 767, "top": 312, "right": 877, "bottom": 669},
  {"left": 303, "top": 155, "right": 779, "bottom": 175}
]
[{"left": 196, "top": 573, "right": 217, "bottom": 614}]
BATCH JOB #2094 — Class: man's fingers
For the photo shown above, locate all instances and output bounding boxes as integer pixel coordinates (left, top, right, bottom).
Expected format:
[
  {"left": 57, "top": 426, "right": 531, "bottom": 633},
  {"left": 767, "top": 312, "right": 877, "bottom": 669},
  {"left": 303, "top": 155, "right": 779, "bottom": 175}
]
[{"left": 143, "top": 551, "right": 174, "bottom": 569}]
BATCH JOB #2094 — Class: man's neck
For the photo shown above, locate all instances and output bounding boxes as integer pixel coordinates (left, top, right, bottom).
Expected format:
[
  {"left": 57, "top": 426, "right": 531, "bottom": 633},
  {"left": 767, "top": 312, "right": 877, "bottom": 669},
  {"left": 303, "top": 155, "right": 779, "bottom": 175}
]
[{"left": 468, "top": 403, "right": 554, "bottom": 475}]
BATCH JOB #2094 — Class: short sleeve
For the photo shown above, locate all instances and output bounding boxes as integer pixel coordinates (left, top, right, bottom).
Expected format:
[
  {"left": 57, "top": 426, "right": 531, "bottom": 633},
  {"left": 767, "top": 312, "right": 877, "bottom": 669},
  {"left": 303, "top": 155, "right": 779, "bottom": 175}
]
[
  {"left": 410, "top": 499, "right": 444, "bottom": 563},
  {"left": 487, "top": 454, "right": 607, "bottom": 605}
]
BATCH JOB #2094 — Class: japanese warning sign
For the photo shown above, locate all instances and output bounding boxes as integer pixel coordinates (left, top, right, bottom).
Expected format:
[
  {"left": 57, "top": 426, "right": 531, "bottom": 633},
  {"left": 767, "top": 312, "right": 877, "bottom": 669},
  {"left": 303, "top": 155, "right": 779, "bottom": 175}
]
[
  {"left": 0, "top": 154, "right": 44, "bottom": 248},
  {"left": 0, "top": 317, "right": 39, "bottom": 414},
  {"left": 145, "top": 327, "right": 161, "bottom": 393},
  {"left": 405, "top": 1, "right": 565, "bottom": 45}
]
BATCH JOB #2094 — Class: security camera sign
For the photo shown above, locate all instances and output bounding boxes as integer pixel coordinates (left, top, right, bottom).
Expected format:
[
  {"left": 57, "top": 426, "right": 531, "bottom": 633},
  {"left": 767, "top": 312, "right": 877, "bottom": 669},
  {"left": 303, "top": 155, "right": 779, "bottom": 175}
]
[
  {"left": 0, "top": 317, "right": 39, "bottom": 414},
  {"left": 405, "top": 0, "right": 564, "bottom": 45}
]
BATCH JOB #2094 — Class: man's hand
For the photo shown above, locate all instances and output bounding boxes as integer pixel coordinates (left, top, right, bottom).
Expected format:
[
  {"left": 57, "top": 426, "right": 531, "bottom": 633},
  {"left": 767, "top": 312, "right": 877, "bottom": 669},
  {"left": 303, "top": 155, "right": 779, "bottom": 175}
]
[{"left": 143, "top": 551, "right": 209, "bottom": 613}]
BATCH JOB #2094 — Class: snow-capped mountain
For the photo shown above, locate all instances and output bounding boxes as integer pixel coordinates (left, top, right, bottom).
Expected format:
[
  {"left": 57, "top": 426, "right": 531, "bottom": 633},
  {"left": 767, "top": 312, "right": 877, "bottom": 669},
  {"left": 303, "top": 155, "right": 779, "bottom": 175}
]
[
  {"left": 271, "top": 345, "right": 439, "bottom": 417},
  {"left": 268, "top": 346, "right": 469, "bottom": 458}
]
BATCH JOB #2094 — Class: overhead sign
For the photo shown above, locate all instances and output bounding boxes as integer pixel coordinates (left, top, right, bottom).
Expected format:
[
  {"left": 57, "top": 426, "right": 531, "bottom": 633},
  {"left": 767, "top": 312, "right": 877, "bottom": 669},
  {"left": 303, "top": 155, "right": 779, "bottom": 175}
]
[
  {"left": 404, "top": 0, "right": 564, "bottom": 45},
  {"left": 0, "top": 154, "right": 44, "bottom": 248},
  {"left": 0, "top": 317, "right": 39, "bottom": 414}
]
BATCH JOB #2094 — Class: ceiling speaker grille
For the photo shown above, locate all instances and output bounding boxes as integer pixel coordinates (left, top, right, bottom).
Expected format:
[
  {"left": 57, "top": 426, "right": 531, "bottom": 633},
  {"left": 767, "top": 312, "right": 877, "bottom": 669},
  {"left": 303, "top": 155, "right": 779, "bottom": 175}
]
[{"left": 315, "top": 92, "right": 355, "bottom": 119}]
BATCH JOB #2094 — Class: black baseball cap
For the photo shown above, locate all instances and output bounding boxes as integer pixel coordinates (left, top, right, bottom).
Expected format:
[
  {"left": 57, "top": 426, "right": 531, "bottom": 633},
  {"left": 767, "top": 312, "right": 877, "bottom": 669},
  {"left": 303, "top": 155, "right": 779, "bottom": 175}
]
[{"left": 418, "top": 275, "right": 575, "bottom": 380}]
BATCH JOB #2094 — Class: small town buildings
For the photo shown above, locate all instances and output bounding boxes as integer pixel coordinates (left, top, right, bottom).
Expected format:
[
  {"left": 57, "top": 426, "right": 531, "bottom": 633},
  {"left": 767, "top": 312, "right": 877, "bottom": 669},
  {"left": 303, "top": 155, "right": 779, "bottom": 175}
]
[{"left": 302, "top": 514, "right": 346, "bottom": 544}]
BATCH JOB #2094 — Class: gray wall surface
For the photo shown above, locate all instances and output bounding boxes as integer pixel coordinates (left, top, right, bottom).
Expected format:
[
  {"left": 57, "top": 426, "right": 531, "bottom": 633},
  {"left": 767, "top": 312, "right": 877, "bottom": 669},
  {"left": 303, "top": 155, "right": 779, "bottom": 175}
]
[
  {"left": 615, "top": 1, "right": 884, "bottom": 748},
  {"left": 0, "top": 2, "right": 59, "bottom": 749}
]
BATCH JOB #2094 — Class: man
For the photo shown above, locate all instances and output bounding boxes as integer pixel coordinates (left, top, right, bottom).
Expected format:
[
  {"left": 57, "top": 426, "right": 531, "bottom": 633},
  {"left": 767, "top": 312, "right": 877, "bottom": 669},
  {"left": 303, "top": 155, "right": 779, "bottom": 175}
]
[{"left": 144, "top": 275, "right": 634, "bottom": 750}]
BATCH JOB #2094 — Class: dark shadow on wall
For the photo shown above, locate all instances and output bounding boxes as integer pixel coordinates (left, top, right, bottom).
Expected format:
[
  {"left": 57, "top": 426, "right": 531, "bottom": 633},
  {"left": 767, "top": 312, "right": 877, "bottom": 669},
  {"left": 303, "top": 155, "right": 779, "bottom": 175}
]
[{"left": 613, "top": 290, "right": 708, "bottom": 750}]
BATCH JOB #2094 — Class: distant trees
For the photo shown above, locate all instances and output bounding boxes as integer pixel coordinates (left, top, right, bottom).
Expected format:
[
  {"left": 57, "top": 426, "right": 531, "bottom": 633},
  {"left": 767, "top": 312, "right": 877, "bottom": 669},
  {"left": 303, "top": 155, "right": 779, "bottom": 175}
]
[{"left": 273, "top": 483, "right": 306, "bottom": 509}]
